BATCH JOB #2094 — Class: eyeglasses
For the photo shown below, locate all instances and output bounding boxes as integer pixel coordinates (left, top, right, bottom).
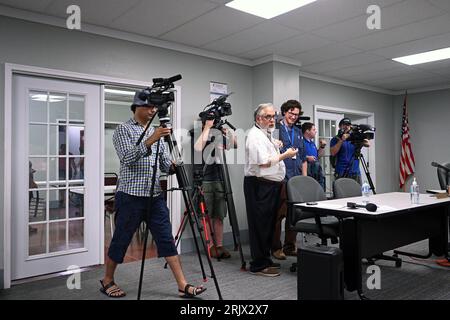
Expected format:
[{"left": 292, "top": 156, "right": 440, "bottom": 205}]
[
  {"left": 287, "top": 111, "right": 300, "bottom": 118},
  {"left": 261, "top": 114, "right": 276, "bottom": 120}
]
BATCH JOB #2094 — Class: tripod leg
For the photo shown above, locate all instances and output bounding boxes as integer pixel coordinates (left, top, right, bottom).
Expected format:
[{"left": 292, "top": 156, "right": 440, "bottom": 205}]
[{"left": 137, "top": 225, "right": 151, "bottom": 300}]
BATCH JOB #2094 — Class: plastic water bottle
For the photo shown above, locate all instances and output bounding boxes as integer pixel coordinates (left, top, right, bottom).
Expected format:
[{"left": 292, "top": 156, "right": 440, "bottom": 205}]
[
  {"left": 361, "top": 181, "right": 370, "bottom": 204},
  {"left": 410, "top": 177, "right": 419, "bottom": 204}
]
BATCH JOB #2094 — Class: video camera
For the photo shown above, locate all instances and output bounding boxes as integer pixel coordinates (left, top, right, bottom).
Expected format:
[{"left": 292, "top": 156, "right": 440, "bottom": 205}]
[
  {"left": 198, "top": 93, "right": 233, "bottom": 129},
  {"left": 337, "top": 124, "right": 375, "bottom": 144},
  {"left": 139, "top": 74, "right": 181, "bottom": 120}
]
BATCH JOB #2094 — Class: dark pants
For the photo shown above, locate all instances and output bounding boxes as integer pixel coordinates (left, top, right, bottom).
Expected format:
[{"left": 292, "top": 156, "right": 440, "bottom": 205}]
[
  {"left": 307, "top": 161, "right": 326, "bottom": 191},
  {"left": 244, "top": 176, "right": 282, "bottom": 272},
  {"left": 108, "top": 191, "right": 177, "bottom": 264},
  {"left": 272, "top": 181, "right": 297, "bottom": 252}
]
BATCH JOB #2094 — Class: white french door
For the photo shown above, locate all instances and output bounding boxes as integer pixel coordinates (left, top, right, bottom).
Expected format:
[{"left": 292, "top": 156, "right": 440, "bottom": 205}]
[
  {"left": 315, "top": 111, "right": 343, "bottom": 197},
  {"left": 12, "top": 75, "right": 102, "bottom": 280}
]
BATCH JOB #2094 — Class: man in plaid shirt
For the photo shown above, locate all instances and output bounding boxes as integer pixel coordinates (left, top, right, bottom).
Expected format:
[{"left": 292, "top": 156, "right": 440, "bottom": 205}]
[{"left": 100, "top": 90, "right": 206, "bottom": 298}]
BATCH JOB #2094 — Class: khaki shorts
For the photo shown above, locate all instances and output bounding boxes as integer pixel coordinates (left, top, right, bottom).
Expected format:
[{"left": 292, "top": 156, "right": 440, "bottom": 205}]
[{"left": 201, "top": 181, "right": 227, "bottom": 220}]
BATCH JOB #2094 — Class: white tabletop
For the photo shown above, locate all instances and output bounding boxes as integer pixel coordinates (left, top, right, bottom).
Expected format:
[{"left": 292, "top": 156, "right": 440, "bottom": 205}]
[{"left": 296, "top": 192, "right": 450, "bottom": 217}]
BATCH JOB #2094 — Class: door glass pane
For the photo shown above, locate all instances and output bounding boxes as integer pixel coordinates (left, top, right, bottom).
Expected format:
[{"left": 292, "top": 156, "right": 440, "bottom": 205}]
[
  {"left": 331, "top": 120, "right": 337, "bottom": 136},
  {"left": 68, "top": 126, "right": 85, "bottom": 156},
  {"left": 325, "top": 120, "right": 330, "bottom": 137},
  {"left": 29, "top": 190, "right": 47, "bottom": 223},
  {"left": 319, "top": 119, "right": 324, "bottom": 137},
  {"left": 29, "top": 91, "right": 47, "bottom": 123},
  {"left": 70, "top": 157, "right": 84, "bottom": 181},
  {"left": 49, "top": 221, "right": 67, "bottom": 252},
  {"left": 69, "top": 188, "right": 84, "bottom": 218},
  {"left": 29, "top": 158, "right": 47, "bottom": 187},
  {"left": 29, "top": 124, "right": 47, "bottom": 155},
  {"left": 49, "top": 125, "right": 66, "bottom": 156},
  {"left": 49, "top": 189, "right": 66, "bottom": 220},
  {"left": 49, "top": 93, "right": 67, "bottom": 124},
  {"left": 48, "top": 157, "right": 66, "bottom": 187},
  {"left": 69, "top": 220, "right": 84, "bottom": 249},
  {"left": 69, "top": 94, "right": 85, "bottom": 122},
  {"left": 29, "top": 223, "right": 47, "bottom": 256}
]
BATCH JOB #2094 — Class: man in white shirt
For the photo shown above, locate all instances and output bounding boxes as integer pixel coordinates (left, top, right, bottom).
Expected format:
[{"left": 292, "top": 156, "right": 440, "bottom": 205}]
[{"left": 244, "top": 103, "right": 298, "bottom": 276}]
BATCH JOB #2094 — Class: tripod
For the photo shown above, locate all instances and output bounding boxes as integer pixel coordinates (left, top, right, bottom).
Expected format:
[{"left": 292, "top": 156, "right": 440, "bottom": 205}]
[
  {"left": 187, "top": 121, "right": 246, "bottom": 270},
  {"left": 136, "top": 116, "right": 222, "bottom": 300},
  {"left": 342, "top": 143, "right": 376, "bottom": 194}
]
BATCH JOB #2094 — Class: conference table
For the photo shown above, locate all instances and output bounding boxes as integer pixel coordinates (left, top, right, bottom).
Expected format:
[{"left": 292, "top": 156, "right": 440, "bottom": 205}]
[{"left": 297, "top": 192, "right": 450, "bottom": 298}]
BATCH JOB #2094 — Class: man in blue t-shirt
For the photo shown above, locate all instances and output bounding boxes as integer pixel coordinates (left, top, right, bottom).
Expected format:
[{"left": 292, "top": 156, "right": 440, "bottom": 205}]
[
  {"left": 302, "top": 122, "right": 326, "bottom": 191},
  {"left": 330, "top": 118, "right": 370, "bottom": 185}
]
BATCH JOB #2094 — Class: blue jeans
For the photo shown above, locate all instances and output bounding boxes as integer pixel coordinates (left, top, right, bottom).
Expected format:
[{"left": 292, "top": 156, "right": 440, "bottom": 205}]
[{"left": 108, "top": 191, "right": 177, "bottom": 263}]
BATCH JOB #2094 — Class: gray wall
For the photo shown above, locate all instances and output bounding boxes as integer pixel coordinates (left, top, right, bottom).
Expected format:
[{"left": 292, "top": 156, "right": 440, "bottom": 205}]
[
  {"left": 299, "top": 77, "right": 397, "bottom": 193},
  {"left": 393, "top": 89, "right": 450, "bottom": 191}
]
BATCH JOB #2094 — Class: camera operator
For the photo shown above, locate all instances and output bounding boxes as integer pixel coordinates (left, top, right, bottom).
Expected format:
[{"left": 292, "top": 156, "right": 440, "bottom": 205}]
[
  {"left": 244, "top": 103, "right": 298, "bottom": 276},
  {"left": 100, "top": 90, "right": 206, "bottom": 298},
  {"left": 330, "top": 118, "right": 370, "bottom": 184},
  {"left": 302, "top": 122, "right": 326, "bottom": 191},
  {"left": 193, "top": 114, "right": 237, "bottom": 259},
  {"left": 272, "top": 100, "right": 307, "bottom": 261}
]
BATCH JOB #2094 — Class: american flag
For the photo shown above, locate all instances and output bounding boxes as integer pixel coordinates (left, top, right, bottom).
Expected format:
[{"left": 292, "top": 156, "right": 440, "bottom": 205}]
[{"left": 399, "top": 92, "right": 415, "bottom": 188}]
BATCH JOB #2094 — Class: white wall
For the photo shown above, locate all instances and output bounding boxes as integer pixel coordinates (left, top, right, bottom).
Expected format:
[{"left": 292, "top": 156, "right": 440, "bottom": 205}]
[
  {"left": 0, "top": 62, "right": 4, "bottom": 286},
  {"left": 393, "top": 89, "right": 450, "bottom": 191},
  {"left": 299, "top": 77, "right": 397, "bottom": 193}
]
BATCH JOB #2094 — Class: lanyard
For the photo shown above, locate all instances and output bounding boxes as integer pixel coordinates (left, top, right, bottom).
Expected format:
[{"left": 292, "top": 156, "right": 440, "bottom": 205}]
[{"left": 282, "top": 122, "right": 295, "bottom": 147}]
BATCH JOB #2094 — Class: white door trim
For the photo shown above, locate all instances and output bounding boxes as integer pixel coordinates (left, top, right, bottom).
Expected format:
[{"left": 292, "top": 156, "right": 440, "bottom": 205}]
[
  {"left": 313, "top": 104, "right": 376, "bottom": 190},
  {"left": 3, "top": 63, "right": 182, "bottom": 288}
]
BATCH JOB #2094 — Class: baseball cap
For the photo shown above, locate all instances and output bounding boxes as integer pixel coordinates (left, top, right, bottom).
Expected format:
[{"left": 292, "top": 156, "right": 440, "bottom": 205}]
[
  {"left": 132, "top": 90, "right": 151, "bottom": 107},
  {"left": 339, "top": 118, "right": 352, "bottom": 126}
]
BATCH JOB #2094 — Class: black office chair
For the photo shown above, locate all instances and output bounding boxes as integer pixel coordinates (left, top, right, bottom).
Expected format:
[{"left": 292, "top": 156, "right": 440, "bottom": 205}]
[
  {"left": 287, "top": 176, "right": 340, "bottom": 272},
  {"left": 437, "top": 162, "right": 450, "bottom": 190},
  {"left": 333, "top": 178, "right": 362, "bottom": 199},
  {"left": 333, "top": 178, "right": 402, "bottom": 268}
]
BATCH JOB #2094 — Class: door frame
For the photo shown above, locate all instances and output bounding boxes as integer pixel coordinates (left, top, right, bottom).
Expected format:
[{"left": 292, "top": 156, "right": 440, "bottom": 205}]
[
  {"left": 3, "top": 63, "right": 182, "bottom": 288},
  {"left": 313, "top": 104, "right": 376, "bottom": 189}
]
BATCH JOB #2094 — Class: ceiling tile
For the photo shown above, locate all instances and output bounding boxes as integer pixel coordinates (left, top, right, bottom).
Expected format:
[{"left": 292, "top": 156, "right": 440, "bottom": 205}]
[
  {"left": 429, "top": 0, "right": 450, "bottom": 14},
  {"left": 274, "top": 0, "right": 403, "bottom": 32},
  {"left": 109, "top": 0, "right": 218, "bottom": 37},
  {"left": 239, "top": 33, "right": 332, "bottom": 60},
  {"left": 324, "top": 60, "right": 403, "bottom": 78},
  {"left": 0, "top": 0, "right": 53, "bottom": 12},
  {"left": 380, "top": 0, "right": 443, "bottom": 29},
  {"left": 43, "top": 0, "right": 141, "bottom": 26},
  {"left": 202, "top": 21, "right": 299, "bottom": 56},
  {"left": 160, "top": 6, "right": 263, "bottom": 47},
  {"left": 293, "top": 43, "right": 362, "bottom": 66},
  {"left": 372, "top": 32, "right": 450, "bottom": 58},
  {"left": 301, "top": 53, "right": 385, "bottom": 74},
  {"left": 345, "top": 14, "right": 450, "bottom": 51}
]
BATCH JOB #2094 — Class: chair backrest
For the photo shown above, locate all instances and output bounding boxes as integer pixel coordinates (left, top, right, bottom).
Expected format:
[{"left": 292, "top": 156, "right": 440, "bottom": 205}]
[
  {"left": 287, "top": 176, "right": 326, "bottom": 221},
  {"left": 437, "top": 162, "right": 450, "bottom": 190},
  {"left": 333, "top": 178, "right": 362, "bottom": 199}
]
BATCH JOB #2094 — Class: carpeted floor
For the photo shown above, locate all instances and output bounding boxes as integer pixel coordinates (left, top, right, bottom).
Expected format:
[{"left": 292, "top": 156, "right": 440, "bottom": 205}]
[{"left": 1, "top": 239, "right": 449, "bottom": 300}]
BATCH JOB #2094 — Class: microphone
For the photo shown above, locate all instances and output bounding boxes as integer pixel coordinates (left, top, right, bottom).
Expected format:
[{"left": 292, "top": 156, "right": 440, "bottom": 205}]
[
  {"left": 431, "top": 162, "right": 450, "bottom": 172},
  {"left": 347, "top": 202, "right": 377, "bottom": 212},
  {"left": 152, "top": 74, "right": 182, "bottom": 85}
]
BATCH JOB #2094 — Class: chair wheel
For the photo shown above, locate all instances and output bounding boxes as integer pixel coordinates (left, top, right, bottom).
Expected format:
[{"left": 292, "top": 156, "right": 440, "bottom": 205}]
[
  {"left": 290, "top": 266, "right": 297, "bottom": 272},
  {"left": 395, "top": 260, "right": 402, "bottom": 268}
]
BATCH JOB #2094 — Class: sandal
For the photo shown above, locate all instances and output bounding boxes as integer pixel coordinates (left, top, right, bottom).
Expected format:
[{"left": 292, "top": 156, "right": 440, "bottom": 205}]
[
  {"left": 99, "top": 280, "right": 126, "bottom": 298},
  {"left": 178, "top": 284, "right": 206, "bottom": 298}
]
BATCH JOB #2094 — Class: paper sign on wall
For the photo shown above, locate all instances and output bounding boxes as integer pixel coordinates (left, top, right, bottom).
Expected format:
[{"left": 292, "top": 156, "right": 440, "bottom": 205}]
[{"left": 210, "top": 81, "right": 227, "bottom": 102}]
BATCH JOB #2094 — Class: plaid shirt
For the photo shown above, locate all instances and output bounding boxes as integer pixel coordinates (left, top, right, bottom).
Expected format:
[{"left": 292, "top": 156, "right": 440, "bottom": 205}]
[{"left": 113, "top": 118, "right": 172, "bottom": 197}]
